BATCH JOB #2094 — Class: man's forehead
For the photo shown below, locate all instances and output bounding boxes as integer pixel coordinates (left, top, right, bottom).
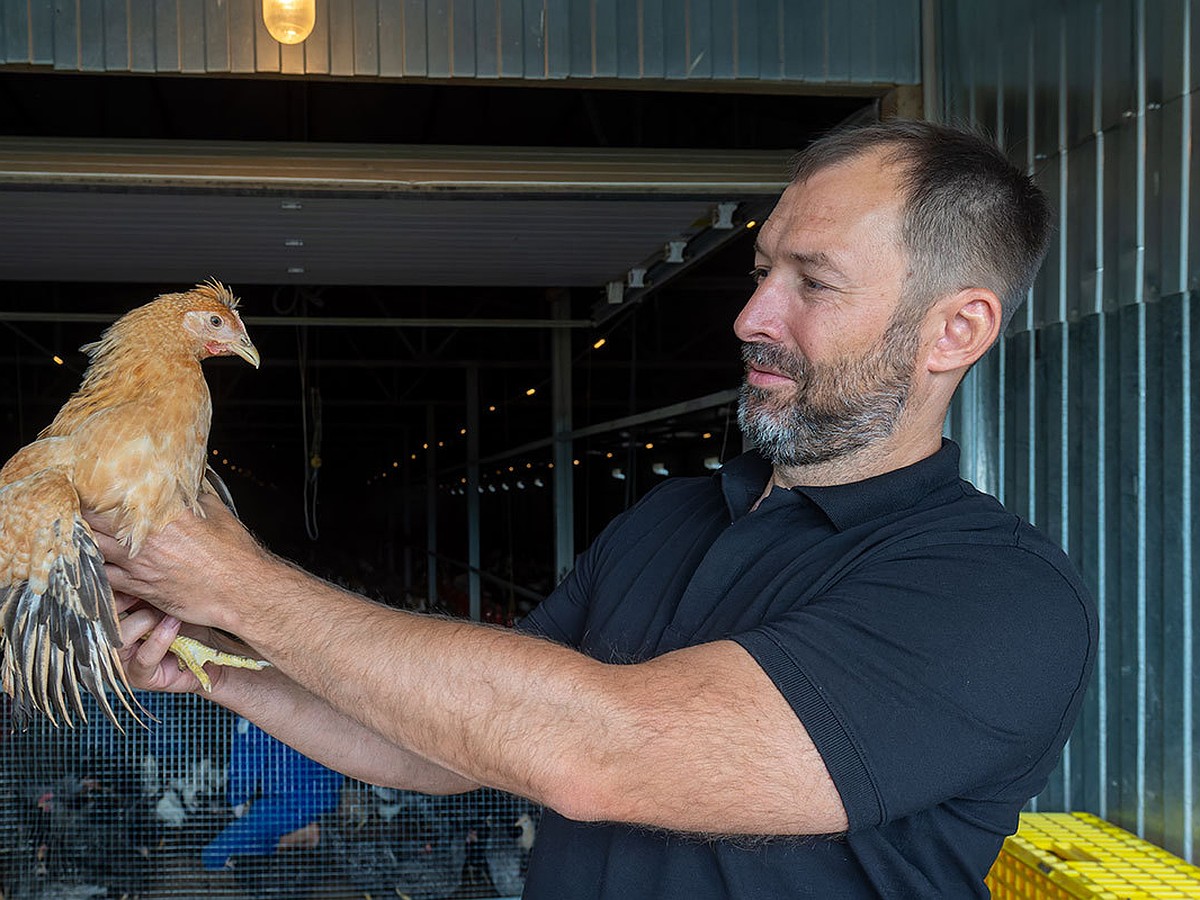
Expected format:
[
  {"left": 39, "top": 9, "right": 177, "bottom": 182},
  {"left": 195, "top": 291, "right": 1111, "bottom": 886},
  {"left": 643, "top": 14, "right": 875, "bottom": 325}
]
[{"left": 759, "top": 162, "right": 905, "bottom": 254}]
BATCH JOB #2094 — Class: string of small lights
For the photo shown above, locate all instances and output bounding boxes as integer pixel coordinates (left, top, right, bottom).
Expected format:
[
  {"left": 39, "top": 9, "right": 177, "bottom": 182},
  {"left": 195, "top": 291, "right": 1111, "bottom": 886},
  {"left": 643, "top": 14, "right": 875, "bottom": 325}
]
[
  {"left": 364, "top": 217, "right": 758, "bottom": 487},
  {"left": 208, "top": 448, "right": 272, "bottom": 489}
]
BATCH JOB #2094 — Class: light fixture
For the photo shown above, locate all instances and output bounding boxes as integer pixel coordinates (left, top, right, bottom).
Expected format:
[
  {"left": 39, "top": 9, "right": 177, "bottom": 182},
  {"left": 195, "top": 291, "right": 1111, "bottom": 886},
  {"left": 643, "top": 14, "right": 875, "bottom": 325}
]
[
  {"left": 263, "top": 0, "right": 316, "bottom": 45},
  {"left": 745, "top": 220, "right": 758, "bottom": 229},
  {"left": 52, "top": 355, "right": 63, "bottom": 365},
  {"left": 593, "top": 338, "right": 607, "bottom": 350},
  {"left": 526, "top": 388, "right": 537, "bottom": 397}
]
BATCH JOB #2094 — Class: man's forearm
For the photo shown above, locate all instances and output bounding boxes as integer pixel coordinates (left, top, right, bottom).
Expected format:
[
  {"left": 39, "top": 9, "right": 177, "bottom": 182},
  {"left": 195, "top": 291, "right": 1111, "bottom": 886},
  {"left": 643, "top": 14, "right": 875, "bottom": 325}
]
[
  {"left": 208, "top": 657, "right": 478, "bottom": 795},
  {"left": 223, "top": 557, "right": 607, "bottom": 816}
]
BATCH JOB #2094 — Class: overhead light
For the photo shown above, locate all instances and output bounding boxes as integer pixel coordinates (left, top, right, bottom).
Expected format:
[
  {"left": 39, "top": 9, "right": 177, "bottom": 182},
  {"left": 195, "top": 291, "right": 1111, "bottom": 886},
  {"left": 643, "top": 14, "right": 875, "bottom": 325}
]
[
  {"left": 745, "top": 220, "right": 758, "bottom": 229},
  {"left": 392, "top": 461, "right": 398, "bottom": 468},
  {"left": 645, "top": 442, "right": 654, "bottom": 450},
  {"left": 488, "top": 405, "right": 497, "bottom": 412},
  {"left": 593, "top": 338, "right": 607, "bottom": 350},
  {"left": 526, "top": 388, "right": 537, "bottom": 397},
  {"left": 263, "top": 0, "right": 316, "bottom": 44},
  {"left": 702, "top": 432, "right": 713, "bottom": 439},
  {"left": 52, "top": 355, "right": 63, "bottom": 365}
]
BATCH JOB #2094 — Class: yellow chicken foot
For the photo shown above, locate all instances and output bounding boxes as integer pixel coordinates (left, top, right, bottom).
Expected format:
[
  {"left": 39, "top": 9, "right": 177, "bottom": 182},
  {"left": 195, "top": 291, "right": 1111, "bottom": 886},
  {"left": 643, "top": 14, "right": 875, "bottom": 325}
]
[{"left": 167, "top": 635, "right": 270, "bottom": 691}]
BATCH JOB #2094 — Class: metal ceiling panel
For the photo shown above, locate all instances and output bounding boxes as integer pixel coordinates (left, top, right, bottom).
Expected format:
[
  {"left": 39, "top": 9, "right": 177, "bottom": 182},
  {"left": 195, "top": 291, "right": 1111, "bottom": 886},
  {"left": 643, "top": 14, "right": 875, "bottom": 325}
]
[
  {"left": 0, "top": 190, "right": 730, "bottom": 286},
  {"left": 0, "top": 0, "right": 920, "bottom": 87},
  {"left": 0, "top": 139, "right": 790, "bottom": 286}
]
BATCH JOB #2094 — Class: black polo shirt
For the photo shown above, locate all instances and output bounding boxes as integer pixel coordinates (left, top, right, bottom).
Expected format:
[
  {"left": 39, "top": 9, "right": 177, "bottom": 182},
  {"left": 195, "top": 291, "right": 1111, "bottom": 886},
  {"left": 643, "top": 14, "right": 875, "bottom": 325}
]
[{"left": 517, "top": 440, "right": 1096, "bottom": 899}]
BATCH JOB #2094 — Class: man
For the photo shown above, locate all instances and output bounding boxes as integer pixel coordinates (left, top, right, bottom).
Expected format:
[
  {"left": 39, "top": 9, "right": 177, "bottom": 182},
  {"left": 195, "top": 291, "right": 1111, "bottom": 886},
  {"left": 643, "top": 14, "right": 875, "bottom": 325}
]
[{"left": 98, "top": 120, "right": 1096, "bottom": 898}]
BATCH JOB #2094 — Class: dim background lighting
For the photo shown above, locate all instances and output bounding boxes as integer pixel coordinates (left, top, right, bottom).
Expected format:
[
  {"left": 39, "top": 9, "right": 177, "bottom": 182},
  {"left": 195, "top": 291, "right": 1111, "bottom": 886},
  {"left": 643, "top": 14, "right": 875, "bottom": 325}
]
[{"left": 263, "top": 0, "right": 316, "bottom": 44}]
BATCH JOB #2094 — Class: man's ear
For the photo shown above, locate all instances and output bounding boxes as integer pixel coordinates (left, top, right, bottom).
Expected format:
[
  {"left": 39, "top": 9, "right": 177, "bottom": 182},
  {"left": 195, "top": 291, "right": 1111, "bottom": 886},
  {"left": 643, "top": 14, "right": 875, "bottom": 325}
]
[{"left": 925, "top": 288, "right": 1003, "bottom": 374}]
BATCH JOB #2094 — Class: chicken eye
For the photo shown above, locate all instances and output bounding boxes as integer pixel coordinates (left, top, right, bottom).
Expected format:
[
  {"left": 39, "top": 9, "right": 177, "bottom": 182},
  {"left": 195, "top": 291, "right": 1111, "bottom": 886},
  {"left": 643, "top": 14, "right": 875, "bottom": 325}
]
[{"left": 209, "top": 314, "right": 223, "bottom": 327}]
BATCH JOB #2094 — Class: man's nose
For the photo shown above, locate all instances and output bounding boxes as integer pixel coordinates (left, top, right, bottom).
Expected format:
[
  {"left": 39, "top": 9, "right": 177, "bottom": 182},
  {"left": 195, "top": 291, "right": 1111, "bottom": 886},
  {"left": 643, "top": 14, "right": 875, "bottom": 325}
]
[{"left": 734, "top": 278, "right": 788, "bottom": 344}]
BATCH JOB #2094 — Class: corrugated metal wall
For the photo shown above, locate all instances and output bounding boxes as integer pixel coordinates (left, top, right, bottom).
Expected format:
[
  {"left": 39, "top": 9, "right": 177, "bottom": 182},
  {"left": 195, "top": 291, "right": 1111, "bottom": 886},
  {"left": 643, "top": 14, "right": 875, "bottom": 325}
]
[
  {"left": 941, "top": 0, "right": 1200, "bottom": 862},
  {"left": 0, "top": 0, "right": 919, "bottom": 86}
]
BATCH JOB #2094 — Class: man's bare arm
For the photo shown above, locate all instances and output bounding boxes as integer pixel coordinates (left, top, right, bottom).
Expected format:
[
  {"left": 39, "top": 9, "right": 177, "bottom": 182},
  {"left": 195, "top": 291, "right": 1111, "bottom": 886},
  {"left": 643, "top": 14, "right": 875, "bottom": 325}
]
[
  {"left": 99, "top": 498, "right": 848, "bottom": 835},
  {"left": 118, "top": 603, "right": 478, "bottom": 795}
]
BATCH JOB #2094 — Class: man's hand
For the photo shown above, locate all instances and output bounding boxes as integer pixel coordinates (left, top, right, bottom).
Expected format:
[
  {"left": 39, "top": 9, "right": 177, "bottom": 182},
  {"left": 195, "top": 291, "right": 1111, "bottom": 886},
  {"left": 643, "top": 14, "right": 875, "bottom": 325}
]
[
  {"left": 86, "top": 494, "right": 274, "bottom": 634},
  {"left": 114, "top": 591, "right": 229, "bottom": 694}
]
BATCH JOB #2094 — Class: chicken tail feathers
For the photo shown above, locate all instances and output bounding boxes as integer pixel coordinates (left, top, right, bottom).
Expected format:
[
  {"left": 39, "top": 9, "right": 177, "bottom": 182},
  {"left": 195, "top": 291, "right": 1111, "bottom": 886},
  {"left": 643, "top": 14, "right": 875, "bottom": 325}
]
[
  {"left": 201, "top": 464, "right": 238, "bottom": 517},
  {"left": 1, "top": 474, "right": 150, "bottom": 731}
]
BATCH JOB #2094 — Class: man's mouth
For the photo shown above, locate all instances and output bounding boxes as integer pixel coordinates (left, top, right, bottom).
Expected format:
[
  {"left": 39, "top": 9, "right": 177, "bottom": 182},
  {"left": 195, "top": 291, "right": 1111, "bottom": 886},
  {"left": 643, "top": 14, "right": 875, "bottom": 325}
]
[{"left": 745, "top": 364, "right": 794, "bottom": 388}]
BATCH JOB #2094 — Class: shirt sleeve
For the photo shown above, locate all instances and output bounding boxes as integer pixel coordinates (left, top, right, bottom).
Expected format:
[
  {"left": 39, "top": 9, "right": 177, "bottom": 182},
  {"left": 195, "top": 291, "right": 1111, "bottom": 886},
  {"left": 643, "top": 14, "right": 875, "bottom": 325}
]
[
  {"left": 517, "top": 481, "right": 678, "bottom": 647},
  {"left": 730, "top": 533, "right": 1097, "bottom": 831}
]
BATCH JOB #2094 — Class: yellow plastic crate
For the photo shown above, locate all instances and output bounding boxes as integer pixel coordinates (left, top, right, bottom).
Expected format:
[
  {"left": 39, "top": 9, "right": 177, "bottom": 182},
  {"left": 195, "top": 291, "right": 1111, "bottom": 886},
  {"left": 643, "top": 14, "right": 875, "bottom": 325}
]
[{"left": 986, "top": 812, "right": 1200, "bottom": 899}]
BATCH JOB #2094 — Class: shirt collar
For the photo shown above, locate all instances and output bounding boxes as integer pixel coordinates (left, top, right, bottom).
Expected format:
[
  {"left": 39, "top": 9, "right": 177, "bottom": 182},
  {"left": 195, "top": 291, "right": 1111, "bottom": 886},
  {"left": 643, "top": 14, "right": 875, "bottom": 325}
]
[{"left": 719, "top": 440, "right": 963, "bottom": 530}]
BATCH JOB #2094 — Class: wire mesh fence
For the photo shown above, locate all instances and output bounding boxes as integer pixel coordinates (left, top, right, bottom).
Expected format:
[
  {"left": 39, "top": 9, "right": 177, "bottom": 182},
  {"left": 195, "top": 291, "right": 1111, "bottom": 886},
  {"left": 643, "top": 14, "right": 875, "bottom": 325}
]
[{"left": 0, "top": 692, "right": 538, "bottom": 900}]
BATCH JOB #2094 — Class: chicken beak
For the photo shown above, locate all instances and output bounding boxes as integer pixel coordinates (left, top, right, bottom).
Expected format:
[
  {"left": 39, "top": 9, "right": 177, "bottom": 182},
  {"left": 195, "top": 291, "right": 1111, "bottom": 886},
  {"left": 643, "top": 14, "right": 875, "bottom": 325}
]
[{"left": 229, "top": 336, "right": 261, "bottom": 369}]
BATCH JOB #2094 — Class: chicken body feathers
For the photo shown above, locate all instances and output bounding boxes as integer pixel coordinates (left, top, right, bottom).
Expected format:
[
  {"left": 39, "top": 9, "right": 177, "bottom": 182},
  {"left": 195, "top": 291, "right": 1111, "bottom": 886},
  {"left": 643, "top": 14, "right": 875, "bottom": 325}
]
[{"left": 0, "top": 282, "right": 257, "bottom": 730}]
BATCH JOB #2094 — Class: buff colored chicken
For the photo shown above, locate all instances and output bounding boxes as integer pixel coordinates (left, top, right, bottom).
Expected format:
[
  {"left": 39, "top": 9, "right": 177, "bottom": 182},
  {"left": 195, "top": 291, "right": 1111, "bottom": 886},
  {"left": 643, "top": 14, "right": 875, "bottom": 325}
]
[{"left": 0, "top": 281, "right": 266, "bottom": 730}]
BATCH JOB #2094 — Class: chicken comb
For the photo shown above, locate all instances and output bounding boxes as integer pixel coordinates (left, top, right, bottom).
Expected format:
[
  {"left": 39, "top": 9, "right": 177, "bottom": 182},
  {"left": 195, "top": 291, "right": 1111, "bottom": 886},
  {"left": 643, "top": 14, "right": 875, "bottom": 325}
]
[{"left": 194, "top": 278, "right": 241, "bottom": 311}]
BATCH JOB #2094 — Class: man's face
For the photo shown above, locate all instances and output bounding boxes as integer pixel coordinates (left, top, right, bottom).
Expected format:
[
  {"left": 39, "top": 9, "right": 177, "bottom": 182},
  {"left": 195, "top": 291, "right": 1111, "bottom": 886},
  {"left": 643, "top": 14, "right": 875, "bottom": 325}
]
[{"left": 734, "top": 151, "right": 927, "bottom": 468}]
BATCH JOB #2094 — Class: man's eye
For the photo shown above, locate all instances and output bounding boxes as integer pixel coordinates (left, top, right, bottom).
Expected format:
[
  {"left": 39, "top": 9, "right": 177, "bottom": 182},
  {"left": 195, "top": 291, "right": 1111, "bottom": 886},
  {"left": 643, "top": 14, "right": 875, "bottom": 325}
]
[
  {"left": 748, "top": 267, "right": 768, "bottom": 284},
  {"left": 801, "top": 277, "right": 829, "bottom": 292}
]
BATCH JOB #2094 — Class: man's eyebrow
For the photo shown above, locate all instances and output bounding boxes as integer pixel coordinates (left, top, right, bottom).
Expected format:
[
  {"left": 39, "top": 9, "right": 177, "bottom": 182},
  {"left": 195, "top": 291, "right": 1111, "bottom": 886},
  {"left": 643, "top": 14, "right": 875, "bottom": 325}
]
[{"left": 754, "top": 241, "right": 848, "bottom": 281}]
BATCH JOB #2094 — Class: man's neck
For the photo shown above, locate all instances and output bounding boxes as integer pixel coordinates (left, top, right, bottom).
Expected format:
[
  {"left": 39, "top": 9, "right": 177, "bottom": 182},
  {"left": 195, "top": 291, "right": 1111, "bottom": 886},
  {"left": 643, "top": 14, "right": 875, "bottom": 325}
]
[{"left": 749, "top": 429, "right": 943, "bottom": 512}]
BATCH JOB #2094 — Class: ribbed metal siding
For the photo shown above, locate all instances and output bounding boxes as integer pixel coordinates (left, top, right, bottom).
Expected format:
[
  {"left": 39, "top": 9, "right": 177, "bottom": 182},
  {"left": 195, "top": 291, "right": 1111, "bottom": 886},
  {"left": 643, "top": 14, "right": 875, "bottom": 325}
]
[
  {"left": 941, "top": 0, "right": 1200, "bottom": 862},
  {"left": 0, "top": 0, "right": 919, "bottom": 85}
]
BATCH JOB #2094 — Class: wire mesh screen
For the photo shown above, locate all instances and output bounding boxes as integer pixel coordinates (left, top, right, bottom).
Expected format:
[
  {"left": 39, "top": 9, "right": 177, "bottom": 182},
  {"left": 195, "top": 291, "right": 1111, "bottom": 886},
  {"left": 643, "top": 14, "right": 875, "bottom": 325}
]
[{"left": 0, "top": 692, "right": 538, "bottom": 900}]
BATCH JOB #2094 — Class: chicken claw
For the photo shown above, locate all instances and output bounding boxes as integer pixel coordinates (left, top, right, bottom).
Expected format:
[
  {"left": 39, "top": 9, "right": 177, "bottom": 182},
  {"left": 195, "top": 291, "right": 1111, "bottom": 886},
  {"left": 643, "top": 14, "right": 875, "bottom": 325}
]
[{"left": 168, "top": 635, "right": 269, "bottom": 691}]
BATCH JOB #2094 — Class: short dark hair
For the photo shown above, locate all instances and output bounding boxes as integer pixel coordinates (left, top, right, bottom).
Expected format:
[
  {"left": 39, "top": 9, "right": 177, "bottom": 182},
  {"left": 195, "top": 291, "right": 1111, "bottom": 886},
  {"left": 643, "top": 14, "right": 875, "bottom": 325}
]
[{"left": 788, "top": 120, "right": 1053, "bottom": 331}]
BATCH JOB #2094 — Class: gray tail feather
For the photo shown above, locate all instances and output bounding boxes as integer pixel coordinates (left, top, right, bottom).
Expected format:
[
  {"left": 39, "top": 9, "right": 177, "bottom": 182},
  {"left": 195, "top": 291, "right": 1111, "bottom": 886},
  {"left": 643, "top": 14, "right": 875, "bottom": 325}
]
[
  {"left": 203, "top": 464, "right": 238, "bottom": 516},
  {"left": 1, "top": 518, "right": 150, "bottom": 731}
]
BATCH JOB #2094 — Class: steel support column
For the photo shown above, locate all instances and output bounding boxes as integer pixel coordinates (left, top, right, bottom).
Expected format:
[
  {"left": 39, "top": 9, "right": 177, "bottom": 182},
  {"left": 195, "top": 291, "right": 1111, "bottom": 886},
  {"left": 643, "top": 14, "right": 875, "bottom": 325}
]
[
  {"left": 466, "top": 366, "right": 481, "bottom": 622},
  {"left": 551, "top": 292, "right": 575, "bottom": 583},
  {"left": 425, "top": 404, "right": 438, "bottom": 607}
]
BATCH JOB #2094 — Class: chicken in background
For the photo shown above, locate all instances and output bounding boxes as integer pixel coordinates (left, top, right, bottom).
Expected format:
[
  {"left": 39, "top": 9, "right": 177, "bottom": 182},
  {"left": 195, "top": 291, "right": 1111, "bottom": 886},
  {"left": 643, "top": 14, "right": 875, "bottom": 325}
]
[{"left": 0, "top": 281, "right": 266, "bottom": 730}]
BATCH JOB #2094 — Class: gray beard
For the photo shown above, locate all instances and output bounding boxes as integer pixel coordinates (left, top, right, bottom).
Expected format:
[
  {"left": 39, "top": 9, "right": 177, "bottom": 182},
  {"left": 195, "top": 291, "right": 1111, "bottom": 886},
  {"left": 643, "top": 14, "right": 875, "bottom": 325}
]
[{"left": 735, "top": 320, "right": 920, "bottom": 468}]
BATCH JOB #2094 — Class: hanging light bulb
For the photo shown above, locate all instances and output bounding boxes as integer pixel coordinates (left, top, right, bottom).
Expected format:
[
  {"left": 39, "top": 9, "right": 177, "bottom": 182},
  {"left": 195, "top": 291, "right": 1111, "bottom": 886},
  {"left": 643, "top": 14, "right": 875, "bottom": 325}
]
[{"left": 263, "top": 0, "right": 316, "bottom": 44}]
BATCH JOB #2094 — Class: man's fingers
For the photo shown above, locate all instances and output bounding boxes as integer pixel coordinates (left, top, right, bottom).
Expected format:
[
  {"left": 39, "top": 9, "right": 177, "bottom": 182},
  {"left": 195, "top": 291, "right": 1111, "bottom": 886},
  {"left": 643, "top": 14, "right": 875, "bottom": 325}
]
[
  {"left": 113, "top": 591, "right": 144, "bottom": 615},
  {"left": 117, "top": 607, "right": 171, "bottom": 646},
  {"left": 135, "top": 615, "right": 181, "bottom": 670}
]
